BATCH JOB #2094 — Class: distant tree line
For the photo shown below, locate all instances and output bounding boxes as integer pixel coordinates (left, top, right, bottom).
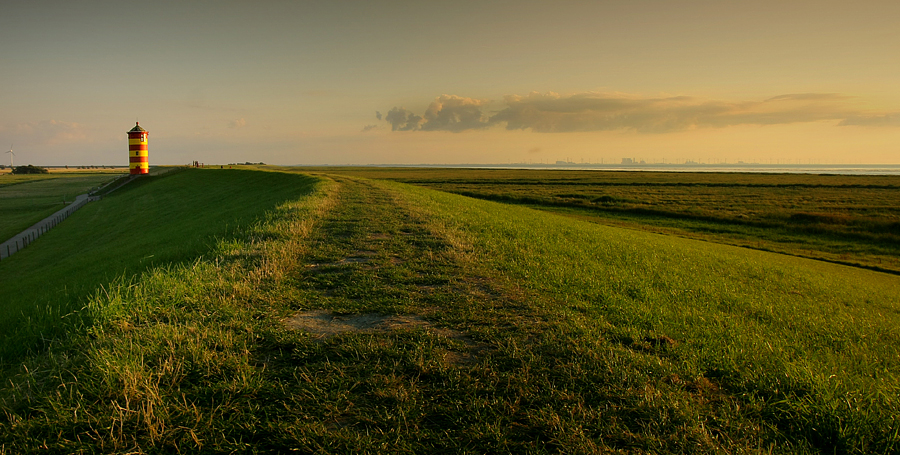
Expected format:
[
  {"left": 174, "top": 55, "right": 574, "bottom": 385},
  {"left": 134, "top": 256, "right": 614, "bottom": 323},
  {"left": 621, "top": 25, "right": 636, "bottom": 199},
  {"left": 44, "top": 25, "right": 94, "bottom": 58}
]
[{"left": 11, "top": 165, "right": 49, "bottom": 174}]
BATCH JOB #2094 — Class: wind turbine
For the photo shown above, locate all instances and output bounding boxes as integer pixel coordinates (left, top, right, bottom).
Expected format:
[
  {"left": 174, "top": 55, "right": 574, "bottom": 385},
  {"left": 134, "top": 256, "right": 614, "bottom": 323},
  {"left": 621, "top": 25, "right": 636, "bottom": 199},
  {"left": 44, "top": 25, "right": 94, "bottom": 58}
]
[{"left": 5, "top": 145, "right": 13, "bottom": 168}]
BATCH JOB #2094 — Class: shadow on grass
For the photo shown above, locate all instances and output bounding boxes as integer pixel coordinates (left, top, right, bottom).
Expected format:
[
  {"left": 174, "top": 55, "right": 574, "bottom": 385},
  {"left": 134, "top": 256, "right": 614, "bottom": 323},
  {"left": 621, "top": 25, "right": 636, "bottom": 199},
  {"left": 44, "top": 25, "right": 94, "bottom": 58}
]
[{"left": 0, "top": 168, "right": 320, "bottom": 365}]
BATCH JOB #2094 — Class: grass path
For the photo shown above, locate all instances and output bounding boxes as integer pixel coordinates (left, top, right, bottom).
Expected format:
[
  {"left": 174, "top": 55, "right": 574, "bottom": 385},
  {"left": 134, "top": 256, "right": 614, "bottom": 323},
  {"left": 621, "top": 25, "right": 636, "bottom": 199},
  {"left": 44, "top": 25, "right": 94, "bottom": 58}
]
[
  {"left": 0, "top": 176, "right": 645, "bottom": 452},
  {"left": 265, "top": 176, "right": 575, "bottom": 451},
  {"left": 1, "top": 172, "right": 897, "bottom": 453}
]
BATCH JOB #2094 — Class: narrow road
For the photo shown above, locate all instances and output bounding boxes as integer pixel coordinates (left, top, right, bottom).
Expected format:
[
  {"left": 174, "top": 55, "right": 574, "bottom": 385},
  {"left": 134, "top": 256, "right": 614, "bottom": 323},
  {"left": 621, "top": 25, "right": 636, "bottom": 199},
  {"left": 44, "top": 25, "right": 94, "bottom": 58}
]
[{"left": 0, "top": 193, "right": 98, "bottom": 260}]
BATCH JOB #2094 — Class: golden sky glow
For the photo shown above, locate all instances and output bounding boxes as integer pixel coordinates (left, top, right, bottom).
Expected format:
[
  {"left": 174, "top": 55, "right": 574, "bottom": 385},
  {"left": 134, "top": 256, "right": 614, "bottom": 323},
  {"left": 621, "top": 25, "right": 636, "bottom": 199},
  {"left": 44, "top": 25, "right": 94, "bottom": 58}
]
[{"left": 1, "top": 0, "right": 898, "bottom": 165}]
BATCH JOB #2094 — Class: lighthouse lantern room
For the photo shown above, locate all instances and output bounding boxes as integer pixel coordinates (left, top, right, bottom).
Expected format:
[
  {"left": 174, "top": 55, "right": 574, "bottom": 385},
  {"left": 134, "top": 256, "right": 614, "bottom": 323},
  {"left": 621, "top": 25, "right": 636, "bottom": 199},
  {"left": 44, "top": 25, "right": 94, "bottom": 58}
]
[{"left": 127, "top": 122, "right": 149, "bottom": 175}]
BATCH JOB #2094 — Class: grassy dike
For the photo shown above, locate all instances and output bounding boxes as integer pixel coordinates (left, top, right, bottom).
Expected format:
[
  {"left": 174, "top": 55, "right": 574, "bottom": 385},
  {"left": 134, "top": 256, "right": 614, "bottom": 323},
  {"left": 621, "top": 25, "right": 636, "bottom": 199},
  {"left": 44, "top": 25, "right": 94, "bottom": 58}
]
[
  {"left": 0, "top": 172, "right": 121, "bottom": 241},
  {"left": 1, "top": 169, "right": 898, "bottom": 453},
  {"left": 385, "top": 178, "right": 900, "bottom": 453},
  {"left": 318, "top": 167, "right": 900, "bottom": 274},
  {"left": 0, "top": 168, "right": 321, "bottom": 362}
]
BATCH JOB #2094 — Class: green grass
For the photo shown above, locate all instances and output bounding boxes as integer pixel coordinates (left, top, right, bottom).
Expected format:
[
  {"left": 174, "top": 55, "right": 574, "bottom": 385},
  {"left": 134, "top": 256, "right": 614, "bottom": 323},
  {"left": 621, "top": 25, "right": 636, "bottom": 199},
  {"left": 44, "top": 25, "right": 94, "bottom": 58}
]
[
  {"left": 0, "top": 172, "right": 122, "bottom": 241},
  {"left": 389, "top": 178, "right": 900, "bottom": 452},
  {"left": 0, "top": 168, "right": 897, "bottom": 453},
  {"left": 0, "top": 168, "right": 320, "bottom": 362},
  {"left": 312, "top": 167, "right": 900, "bottom": 274}
]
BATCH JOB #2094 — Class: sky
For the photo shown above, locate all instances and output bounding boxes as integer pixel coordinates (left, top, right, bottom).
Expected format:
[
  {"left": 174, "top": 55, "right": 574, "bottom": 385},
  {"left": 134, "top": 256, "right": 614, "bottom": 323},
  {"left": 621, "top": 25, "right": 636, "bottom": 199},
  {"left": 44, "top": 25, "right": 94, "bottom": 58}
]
[{"left": 1, "top": 0, "right": 899, "bottom": 166}]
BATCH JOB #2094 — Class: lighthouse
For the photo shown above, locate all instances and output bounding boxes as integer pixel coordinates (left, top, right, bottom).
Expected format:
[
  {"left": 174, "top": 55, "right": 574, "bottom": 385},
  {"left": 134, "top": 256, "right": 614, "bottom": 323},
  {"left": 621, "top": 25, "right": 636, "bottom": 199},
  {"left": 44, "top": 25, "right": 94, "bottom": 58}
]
[{"left": 127, "top": 122, "right": 149, "bottom": 175}]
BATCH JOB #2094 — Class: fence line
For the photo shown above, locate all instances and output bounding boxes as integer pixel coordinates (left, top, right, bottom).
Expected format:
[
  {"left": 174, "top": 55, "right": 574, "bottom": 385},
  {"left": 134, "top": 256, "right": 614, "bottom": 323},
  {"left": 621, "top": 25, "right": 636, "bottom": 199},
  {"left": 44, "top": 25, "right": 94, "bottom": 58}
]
[
  {"left": 0, "top": 167, "right": 184, "bottom": 262},
  {"left": 0, "top": 193, "right": 98, "bottom": 261}
]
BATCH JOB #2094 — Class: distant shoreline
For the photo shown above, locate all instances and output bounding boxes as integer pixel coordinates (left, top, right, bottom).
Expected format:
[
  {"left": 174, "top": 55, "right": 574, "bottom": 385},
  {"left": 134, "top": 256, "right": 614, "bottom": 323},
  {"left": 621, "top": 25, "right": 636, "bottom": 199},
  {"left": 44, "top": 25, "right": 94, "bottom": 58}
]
[
  {"left": 296, "top": 163, "right": 900, "bottom": 176},
  {"left": 5, "top": 164, "right": 899, "bottom": 176}
]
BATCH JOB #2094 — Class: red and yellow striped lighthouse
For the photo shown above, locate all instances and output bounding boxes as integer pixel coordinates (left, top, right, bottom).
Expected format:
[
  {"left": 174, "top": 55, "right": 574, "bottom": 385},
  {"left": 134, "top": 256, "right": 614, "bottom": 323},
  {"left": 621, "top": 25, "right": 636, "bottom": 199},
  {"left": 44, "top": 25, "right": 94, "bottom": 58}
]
[{"left": 127, "top": 122, "right": 149, "bottom": 175}]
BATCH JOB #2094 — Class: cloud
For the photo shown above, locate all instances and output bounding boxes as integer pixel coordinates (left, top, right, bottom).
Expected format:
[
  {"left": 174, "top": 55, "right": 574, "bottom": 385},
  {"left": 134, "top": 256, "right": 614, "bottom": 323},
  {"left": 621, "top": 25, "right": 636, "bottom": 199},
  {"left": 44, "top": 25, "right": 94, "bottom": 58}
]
[
  {"left": 384, "top": 95, "right": 488, "bottom": 132},
  {"left": 381, "top": 91, "right": 897, "bottom": 133},
  {"left": 420, "top": 95, "right": 489, "bottom": 132},
  {"left": 492, "top": 91, "right": 858, "bottom": 133},
  {"left": 384, "top": 107, "right": 423, "bottom": 131},
  {"left": 15, "top": 120, "right": 87, "bottom": 144},
  {"left": 229, "top": 118, "right": 247, "bottom": 128},
  {"left": 361, "top": 124, "right": 378, "bottom": 132},
  {"left": 838, "top": 113, "right": 900, "bottom": 127}
]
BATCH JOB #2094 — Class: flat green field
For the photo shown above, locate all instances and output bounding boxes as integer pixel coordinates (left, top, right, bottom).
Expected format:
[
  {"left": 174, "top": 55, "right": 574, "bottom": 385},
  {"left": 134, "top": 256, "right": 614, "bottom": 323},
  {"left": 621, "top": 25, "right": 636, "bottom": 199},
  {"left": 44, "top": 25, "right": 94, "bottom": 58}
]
[
  {"left": 0, "top": 167, "right": 897, "bottom": 454},
  {"left": 0, "top": 171, "right": 123, "bottom": 241}
]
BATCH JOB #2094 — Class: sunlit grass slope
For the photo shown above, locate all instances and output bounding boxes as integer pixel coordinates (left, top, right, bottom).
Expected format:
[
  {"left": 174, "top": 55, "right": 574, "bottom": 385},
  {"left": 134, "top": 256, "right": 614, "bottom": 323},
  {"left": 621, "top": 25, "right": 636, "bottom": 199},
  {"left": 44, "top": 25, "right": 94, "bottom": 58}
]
[
  {"left": 0, "top": 171, "right": 335, "bottom": 453},
  {"left": 387, "top": 180, "right": 900, "bottom": 453},
  {"left": 0, "top": 168, "right": 319, "bottom": 361},
  {"left": 323, "top": 167, "right": 900, "bottom": 274},
  {"left": 0, "top": 172, "right": 121, "bottom": 240}
]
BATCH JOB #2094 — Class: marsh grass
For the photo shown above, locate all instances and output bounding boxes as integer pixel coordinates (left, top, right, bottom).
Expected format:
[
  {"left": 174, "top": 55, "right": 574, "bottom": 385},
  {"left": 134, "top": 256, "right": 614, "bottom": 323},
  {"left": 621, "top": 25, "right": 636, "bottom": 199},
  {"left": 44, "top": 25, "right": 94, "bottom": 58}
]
[{"left": 0, "top": 169, "right": 897, "bottom": 453}]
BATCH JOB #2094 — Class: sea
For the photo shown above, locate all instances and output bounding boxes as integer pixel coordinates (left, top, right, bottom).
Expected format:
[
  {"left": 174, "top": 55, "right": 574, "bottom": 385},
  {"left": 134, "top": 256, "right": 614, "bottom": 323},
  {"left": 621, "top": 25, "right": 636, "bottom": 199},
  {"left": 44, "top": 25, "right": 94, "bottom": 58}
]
[{"left": 382, "top": 163, "right": 900, "bottom": 176}]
